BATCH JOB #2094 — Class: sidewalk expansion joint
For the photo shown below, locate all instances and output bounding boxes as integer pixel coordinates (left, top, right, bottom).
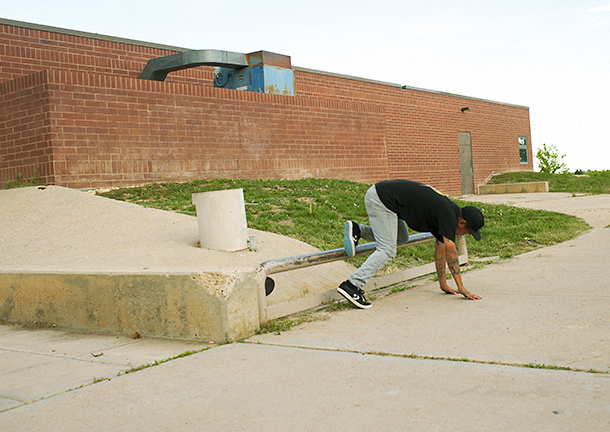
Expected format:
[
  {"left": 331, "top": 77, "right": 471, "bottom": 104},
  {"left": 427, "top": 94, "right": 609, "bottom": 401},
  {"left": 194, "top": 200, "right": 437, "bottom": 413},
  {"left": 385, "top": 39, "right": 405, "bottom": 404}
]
[
  {"left": 0, "top": 346, "right": 217, "bottom": 415},
  {"left": 243, "top": 340, "right": 610, "bottom": 375}
]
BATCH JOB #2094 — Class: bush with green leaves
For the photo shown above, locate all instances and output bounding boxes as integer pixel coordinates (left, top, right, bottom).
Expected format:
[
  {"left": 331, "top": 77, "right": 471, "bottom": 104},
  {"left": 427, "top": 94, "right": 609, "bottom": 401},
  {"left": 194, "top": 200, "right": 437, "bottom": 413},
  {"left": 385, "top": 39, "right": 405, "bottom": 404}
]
[{"left": 535, "top": 143, "right": 568, "bottom": 174}]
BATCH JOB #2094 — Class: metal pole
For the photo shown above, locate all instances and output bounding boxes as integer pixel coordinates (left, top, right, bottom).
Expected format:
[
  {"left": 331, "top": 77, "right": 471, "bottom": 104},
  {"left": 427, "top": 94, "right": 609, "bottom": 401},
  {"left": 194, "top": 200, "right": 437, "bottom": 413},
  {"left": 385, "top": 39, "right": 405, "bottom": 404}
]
[
  {"left": 255, "top": 232, "right": 435, "bottom": 323},
  {"left": 258, "top": 232, "right": 435, "bottom": 277}
]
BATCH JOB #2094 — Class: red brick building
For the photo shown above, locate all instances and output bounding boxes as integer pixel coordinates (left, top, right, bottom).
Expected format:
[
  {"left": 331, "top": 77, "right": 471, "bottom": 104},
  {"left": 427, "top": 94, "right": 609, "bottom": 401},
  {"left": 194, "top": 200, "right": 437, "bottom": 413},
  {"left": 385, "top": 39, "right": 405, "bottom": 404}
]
[{"left": 0, "top": 18, "right": 532, "bottom": 196}]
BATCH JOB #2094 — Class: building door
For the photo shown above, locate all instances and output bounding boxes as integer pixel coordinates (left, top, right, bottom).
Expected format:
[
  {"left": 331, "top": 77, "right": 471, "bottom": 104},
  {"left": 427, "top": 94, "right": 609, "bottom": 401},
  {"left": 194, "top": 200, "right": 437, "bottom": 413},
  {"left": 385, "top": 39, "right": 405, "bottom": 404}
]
[{"left": 458, "top": 132, "right": 474, "bottom": 195}]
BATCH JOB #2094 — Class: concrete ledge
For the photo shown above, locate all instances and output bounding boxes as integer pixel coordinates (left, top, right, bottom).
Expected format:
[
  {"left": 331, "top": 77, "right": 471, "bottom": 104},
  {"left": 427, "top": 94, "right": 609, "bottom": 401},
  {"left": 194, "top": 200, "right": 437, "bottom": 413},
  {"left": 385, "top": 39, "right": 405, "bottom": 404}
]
[
  {"left": 479, "top": 181, "right": 548, "bottom": 195},
  {"left": 0, "top": 269, "right": 259, "bottom": 342}
]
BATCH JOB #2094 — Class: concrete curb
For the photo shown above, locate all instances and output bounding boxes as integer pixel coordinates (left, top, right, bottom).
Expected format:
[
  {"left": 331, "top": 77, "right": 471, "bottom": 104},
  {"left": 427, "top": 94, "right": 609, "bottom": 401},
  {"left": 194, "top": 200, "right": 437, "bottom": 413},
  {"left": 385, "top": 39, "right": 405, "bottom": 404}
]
[
  {"left": 0, "top": 269, "right": 259, "bottom": 342},
  {"left": 479, "top": 181, "right": 549, "bottom": 194}
]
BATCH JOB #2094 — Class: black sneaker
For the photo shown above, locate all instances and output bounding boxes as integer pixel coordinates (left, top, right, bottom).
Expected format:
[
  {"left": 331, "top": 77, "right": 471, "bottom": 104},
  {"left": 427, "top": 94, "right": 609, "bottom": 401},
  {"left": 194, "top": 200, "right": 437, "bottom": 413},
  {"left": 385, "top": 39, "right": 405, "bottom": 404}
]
[
  {"left": 337, "top": 280, "right": 372, "bottom": 309},
  {"left": 344, "top": 221, "right": 361, "bottom": 257}
]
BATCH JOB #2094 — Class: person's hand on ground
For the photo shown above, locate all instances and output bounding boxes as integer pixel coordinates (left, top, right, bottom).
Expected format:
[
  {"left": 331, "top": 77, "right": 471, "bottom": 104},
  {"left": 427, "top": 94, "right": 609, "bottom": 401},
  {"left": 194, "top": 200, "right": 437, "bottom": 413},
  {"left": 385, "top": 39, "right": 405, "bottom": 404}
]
[{"left": 457, "top": 286, "right": 482, "bottom": 300}]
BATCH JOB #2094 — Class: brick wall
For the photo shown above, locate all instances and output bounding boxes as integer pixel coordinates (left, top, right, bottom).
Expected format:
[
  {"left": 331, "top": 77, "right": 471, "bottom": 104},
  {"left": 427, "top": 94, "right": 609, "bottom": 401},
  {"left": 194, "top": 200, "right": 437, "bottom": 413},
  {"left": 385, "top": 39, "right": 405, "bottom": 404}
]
[
  {"left": 0, "top": 21, "right": 210, "bottom": 84},
  {"left": 0, "top": 70, "right": 54, "bottom": 186},
  {"left": 2, "top": 69, "right": 388, "bottom": 189},
  {"left": 296, "top": 69, "right": 532, "bottom": 194},
  {"left": 1, "top": 20, "right": 532, "bottom": 196}
]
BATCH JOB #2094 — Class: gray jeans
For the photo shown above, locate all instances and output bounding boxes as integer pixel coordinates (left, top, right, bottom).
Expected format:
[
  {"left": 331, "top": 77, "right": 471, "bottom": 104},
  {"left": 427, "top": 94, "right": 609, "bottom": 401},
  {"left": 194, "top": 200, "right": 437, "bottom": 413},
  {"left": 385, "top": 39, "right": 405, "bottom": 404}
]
[{"left": 348, "top": 185, "right": 410, "bottom": 289}]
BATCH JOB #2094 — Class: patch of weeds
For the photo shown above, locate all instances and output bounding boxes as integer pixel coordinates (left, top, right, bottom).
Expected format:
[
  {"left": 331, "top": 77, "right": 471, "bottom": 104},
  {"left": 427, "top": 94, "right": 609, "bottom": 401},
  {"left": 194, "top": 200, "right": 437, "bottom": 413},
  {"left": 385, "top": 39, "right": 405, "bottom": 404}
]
[
  {"left": 257, "top": 318, "right": 296, "bottom": 335},
  {"left": 3, "top": 166, "right": 43, "bottom": 189},
  {"left": 257, "top": 313, "right": 324, "bottom": 335},
  {"left": 121, "top": 347, "right": 211, "bottom": 375},
  {"left": 326, "top": 298, "right": 354, "bottom": 312},
  {"left": 318, "top": 347, "right": 610, "bottom": 375},
  {"left": 523, "top": 363, "right": 572, "bottom": 371},
  {"left": 123, "top": 359, "right": 164, "bottom": 374},
  {"left": 447, "top": 357, "right": 472, "bottom": 363},
  {"left": 388, "top": 284, "right": 416, "bottom": 295},
  {"left": 92, "top": 376, "right": 109, "bottom": 383}
]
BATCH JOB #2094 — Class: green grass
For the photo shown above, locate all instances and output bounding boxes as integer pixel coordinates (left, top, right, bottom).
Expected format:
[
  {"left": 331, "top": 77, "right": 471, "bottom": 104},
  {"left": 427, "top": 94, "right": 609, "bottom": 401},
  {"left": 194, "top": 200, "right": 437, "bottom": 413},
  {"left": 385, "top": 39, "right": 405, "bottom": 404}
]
[
  {"left": 256, "top": 313, "right": 326, "bottom": 335},
  {"left": 100, "top": 178, "right": 369, "bottom": 250},
  {"left": 98, "top": 177, "right": 591, "bottom": 268},
  {"left": 121, "top": 347, "right": 211, "bottom": 374},
  {"left": 455, "top": 198, "right": 589, "bottom": 259},
  {"left": 488, "top": 170, "right": 610, "bottom": 194},
  {"left": 2, "top": 169, "right": 43, "bottom": 189}
]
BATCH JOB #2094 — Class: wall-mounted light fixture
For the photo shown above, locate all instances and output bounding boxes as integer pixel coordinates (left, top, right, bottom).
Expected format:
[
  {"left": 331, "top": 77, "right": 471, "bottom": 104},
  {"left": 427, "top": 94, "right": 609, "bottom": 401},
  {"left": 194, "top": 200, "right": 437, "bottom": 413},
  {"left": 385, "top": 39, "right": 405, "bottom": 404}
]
[{"left": 461, "top": 107, "right": 471, "bottom": 113}]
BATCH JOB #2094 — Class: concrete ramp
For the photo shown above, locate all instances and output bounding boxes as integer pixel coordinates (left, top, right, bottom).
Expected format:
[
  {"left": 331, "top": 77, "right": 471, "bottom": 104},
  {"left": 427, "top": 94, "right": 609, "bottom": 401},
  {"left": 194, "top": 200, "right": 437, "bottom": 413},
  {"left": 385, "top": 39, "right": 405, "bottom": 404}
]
[{"left": 0, "top": 186, "right": 354, "bottom": 341}]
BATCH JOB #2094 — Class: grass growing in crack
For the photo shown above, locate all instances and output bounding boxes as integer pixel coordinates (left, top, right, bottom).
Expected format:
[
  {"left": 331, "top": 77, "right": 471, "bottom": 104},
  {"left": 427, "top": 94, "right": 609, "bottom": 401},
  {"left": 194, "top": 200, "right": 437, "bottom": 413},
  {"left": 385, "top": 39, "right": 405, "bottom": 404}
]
[
  {"left": 388, "top": 284, "right": 417, "bottom": 295},
  {"left": 243, "top": 339, "right": 610, "bottom": 375},
  {"left": 522, "top": 363, "right": 572, "bottom": 371},
  {"left": 257, "top": 313, "right": 325, "bottom": 335},
  {"left": 121, "top": 347, "right": 211, "bottom": 375},
  {"left": 391, "top": 353, "right": 608, "bottom": 374},
  {"left": 92, "top": 376, "right": 109, "bottom": 383},
  {"left": 326, "top": 299, "right": 354, "bottom": 312},
  {"left": 264, "top": 343, "right": 610, "bottom": 375}
]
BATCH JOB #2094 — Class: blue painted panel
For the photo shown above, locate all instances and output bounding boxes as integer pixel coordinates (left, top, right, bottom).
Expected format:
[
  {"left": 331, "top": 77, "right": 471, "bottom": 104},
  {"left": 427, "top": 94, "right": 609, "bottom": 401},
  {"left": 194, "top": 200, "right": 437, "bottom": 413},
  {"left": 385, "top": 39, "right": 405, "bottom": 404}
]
[
  {"left": 214, "top": 65, "right": 294, "bottom": 96},
  {"left": 263, "top": 65, "right": 294, "bottom": 96}
]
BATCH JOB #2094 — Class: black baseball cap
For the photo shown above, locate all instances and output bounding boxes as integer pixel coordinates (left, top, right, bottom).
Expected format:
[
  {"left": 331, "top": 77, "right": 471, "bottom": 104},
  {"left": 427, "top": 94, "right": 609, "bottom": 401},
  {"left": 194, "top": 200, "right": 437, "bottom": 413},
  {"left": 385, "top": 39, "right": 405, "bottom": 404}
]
[{"left": 461, "top": 206, "right": 484, "bottom": 241}]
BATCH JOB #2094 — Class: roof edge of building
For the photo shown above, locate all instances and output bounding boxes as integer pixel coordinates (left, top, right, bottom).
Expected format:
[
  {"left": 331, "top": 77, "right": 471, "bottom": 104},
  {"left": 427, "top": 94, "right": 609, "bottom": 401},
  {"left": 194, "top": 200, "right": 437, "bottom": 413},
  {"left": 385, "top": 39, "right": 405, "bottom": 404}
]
[
  {"left": 0, "top": 17, "right": 191, "bottom": 53},
  {"left": 1, "top": 17, "right": 529, "bottom": 109},
  {"left": 293, "top": 66, "right": 529, "bottom": 109}
]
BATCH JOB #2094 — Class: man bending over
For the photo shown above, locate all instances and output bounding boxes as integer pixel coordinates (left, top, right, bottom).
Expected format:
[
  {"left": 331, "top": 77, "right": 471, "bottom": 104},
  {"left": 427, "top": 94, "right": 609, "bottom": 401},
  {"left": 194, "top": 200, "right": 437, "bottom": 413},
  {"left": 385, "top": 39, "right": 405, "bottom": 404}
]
[{"left": 337, "top": 179, "right": 485, "bottom": 309}]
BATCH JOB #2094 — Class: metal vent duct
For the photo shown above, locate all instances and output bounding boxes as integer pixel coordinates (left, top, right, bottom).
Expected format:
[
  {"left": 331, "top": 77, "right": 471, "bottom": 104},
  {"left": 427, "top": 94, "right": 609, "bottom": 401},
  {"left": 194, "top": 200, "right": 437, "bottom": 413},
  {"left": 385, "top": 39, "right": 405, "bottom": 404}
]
[{"left": 139, "top": 49, "right": 248, "bottom": 81}]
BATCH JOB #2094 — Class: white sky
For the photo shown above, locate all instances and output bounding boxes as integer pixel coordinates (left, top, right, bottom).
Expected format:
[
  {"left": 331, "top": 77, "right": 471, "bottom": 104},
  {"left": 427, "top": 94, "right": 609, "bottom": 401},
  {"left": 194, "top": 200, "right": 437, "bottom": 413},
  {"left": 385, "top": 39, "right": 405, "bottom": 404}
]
[{"left": 3, "top": 0, "right": 609, "bottom": 171}]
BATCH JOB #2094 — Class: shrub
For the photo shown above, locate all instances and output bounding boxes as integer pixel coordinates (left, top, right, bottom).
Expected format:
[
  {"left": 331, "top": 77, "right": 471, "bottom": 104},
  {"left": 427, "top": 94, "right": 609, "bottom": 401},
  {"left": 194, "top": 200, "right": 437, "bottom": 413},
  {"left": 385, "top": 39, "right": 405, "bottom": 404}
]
[{"left": 535, "top": 143, "right": 568, "bottom": 174}]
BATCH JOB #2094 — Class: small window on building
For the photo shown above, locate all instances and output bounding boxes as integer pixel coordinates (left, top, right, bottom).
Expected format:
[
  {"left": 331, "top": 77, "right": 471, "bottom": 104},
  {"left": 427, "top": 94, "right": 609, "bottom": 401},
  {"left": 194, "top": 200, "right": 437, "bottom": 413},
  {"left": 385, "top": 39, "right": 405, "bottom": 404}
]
[{"left": 518, "top": 137, "right": 528, "bottom": 164}]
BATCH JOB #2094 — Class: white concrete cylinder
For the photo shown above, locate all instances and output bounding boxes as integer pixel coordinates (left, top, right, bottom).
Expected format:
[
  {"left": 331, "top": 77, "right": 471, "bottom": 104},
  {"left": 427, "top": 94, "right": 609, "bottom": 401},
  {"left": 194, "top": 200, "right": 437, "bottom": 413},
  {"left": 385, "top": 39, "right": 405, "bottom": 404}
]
[{"left": 192, "top": 189, "right": 249, "bottom": 252}]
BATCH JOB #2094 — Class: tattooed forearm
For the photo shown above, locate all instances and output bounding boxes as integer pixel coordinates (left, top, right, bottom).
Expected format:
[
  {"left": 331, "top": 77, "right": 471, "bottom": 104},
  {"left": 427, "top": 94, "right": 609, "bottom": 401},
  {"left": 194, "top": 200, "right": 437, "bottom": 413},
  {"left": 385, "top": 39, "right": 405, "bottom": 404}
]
[
  {"left": 434, "top": 240, "right": 446, "bottom": 279},
  {"left": 435, "top": 256, "right": 445, "bottom": 278},
  {"left": 447, "top": 257, "right": 461, "bottom": 275}
]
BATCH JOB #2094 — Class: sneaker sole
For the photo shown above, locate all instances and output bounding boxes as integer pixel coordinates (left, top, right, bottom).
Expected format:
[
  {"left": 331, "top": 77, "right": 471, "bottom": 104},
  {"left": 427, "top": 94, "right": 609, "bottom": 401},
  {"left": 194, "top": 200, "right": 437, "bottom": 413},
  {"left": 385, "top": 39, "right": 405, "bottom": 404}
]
[
  {"left": 337, "top": 287, "right": 372, "bottom": 309},
  {"left": 344, "top": 221, "right": 356, "bottom": 257}
]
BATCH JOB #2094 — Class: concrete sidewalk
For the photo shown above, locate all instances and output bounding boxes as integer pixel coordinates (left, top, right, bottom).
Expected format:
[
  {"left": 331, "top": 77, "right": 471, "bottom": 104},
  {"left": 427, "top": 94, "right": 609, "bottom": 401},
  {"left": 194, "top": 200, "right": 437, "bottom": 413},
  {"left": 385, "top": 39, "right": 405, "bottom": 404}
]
[
  {"left": 461, "top": 192, "right": 610, "bottom": 229},
  {"left": 1, "top": 193, "right": 609, "bottom": 430}
]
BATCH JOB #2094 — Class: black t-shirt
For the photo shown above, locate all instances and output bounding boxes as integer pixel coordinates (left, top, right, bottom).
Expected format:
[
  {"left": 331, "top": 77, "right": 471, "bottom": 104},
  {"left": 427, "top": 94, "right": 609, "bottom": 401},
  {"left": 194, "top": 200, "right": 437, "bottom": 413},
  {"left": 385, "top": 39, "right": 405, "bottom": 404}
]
[{"left": 375, "top": 180, "right": 460, "bottom": 243}]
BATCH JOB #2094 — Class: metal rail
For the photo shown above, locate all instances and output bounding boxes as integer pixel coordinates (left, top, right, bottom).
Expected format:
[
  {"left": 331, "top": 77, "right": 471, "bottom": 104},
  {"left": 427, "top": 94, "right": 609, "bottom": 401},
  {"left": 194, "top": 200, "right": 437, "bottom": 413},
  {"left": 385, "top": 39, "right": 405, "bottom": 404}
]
[
  {"left": 258, "top": 232, "right": 435, "bottom": 281},
  {"left": 255, "top": 232, "right": 435, "bottom": 304}
]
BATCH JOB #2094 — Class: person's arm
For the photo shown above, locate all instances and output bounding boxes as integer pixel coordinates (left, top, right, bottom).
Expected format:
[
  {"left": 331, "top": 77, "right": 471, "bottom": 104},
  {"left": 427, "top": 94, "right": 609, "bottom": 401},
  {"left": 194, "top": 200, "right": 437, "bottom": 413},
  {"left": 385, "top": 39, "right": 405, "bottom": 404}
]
[
  {"left": 434, "top": 238, "right": 481, "bottom": 300},
  {"left": 434, "top": 239, "right": 459, "bottom": 295}
]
